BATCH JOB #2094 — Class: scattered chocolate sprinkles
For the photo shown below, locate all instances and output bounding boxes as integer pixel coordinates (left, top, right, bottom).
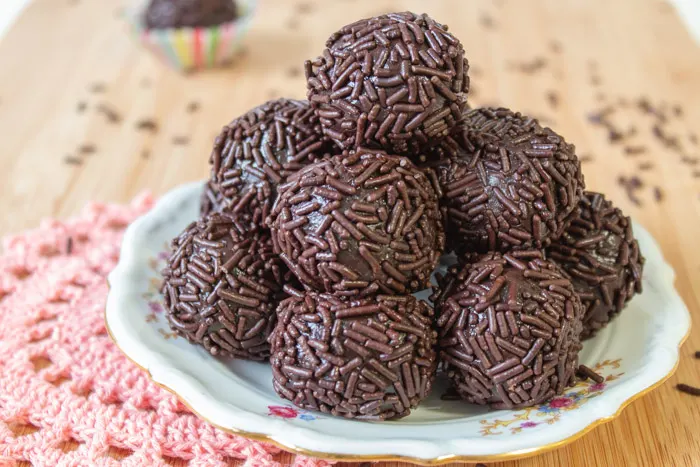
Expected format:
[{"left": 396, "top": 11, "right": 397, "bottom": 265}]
[
  {"left": 546, "top": 91, "right": 559, "bottom": 109},
  {"left": 208, "top": 98, "right": 332, "bottom": 228},
  {"left": 136, "top": 119, "right": 159, "bottom": 132},
  {"left": 269, "top": 149, "right": 444, "bottom": 295},
  {"left": 433, "top": 251, "right": 583, "bottom": 409},
  {"left": 509, "top": 57, "right": 547, "bottom": 74},
  {"left": 676, "top": 384, "right": 700, "bottom": 397},
  {"left": 97, "top": 103, "right": 122, "bottom": 124},
  {"left": 66, "top": 237, "right": 73, "bottom": 255},
  {"left": 270, "top": 291, "right": 437, "bottom": 420},
  {"left": 436, "top": 107, "right": 584, "bottom": 255},
  {"left": 161, "top": 213, "right": 292, "bottom": 360},
  {"left": 695, "top": 351, "right": 700, "bottom": 359},
  {"left": 78, "top": 144, "right": 96, "bottom": 155},
  {"left": 296, "top": 2, "right": 313, "bottom": 14},
  {"left": 90, "top": 82, "right": 106, "bottom": 93},
  {"left": 617, "top": 175, "right": 643, "bottom": 206},
  {"left": 187, "top": 101, "right": 200, "bottom": 113},
  {"left": 653, "top": 186, "right": 664, "bottom": 202},
  {"left": 480, "top": 14, "right": 495, "bottom": 29},
  {"left": 548, "top": 191, "right": 644, "bottom": 339},
  {"left": 64, "top": 156, "right": 83, "bottom": 166},
  {"left": 577, "top": 364, "right": 604, "bottom": 384},
  {"left": 305, "top": 12, "right": 470, "bottom": 156},
  {"left": 624, "top": 146, "right": 646, "bottom": 155},
  {"left": 77, "top": 101, "right": 87, "bottom": 113},
  {"left": 172, "top": 136, "right": 190, "bottom": 145}
]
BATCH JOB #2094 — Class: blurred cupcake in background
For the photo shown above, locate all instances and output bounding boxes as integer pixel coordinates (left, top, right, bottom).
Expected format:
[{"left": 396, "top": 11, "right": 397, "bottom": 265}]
[{"left": 128, "top": 0, "right": 256, "bottom": 72}]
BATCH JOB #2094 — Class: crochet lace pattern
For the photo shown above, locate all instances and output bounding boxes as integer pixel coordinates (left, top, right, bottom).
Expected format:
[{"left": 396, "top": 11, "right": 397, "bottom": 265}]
[{"left": 0, "top": 195, "right": 334, "bottom": 467}]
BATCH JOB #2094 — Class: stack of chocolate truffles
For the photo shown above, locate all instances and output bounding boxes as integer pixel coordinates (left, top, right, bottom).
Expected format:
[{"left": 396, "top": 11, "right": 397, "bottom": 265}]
[{"left": 161, "top": 11, "right": 644, "bottom": 420}]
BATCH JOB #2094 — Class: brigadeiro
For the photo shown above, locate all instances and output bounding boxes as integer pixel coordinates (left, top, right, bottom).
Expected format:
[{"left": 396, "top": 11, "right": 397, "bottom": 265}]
[
  {"left": 161, "top": 213, "right": 290, "bottom": 360},
  {"left": 434, "top": 250, "right": 583, "bottom": 409},
  {"left": 200, "top": 179, "right": 224, "bottom": 217},
  {"left": 269, "top": 290, "right": 437, "bottom": 420},
  {"left": 437, "top": 107, "right": 585, "bottom": 255},
  {"left": 305, "top": 12, "right": 470, "bottom": 157},
  {"left": 144, "top": 0, "right": 238, "bottom": 29},
  {"left": 547, "top": 192, "right": 644, "bottom": 339},
  {"left": 206, "top": 99, "right": 331, "bottom": 227},
  {"left": 268, "top": 148, "right": 444, "bottom": 295}
]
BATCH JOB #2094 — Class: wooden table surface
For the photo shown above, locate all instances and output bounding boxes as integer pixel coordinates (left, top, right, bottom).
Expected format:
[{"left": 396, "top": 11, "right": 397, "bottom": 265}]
[{"left": 1, "top": 0, "right": 699, "bottom": 465}]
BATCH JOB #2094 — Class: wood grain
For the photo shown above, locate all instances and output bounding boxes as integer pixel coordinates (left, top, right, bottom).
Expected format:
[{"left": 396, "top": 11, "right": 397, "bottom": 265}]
[{"left": 1, "top": 0, "right": 699, "bottom": 465}]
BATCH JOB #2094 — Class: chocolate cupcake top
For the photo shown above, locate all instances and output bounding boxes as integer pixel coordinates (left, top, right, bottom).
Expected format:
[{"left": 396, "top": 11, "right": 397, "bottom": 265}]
[
  {"left": 161, "top": 213, "right": 289, "bottom": 360},
  {"left": 305, "top": 12, "right": 469, "bottom": 157},
  {"left": 547, "top": 191, "right": 644, "bottom": 339},
  {"left": 268, "top": 148, "right": 444, "bottom": 295},
  {"left": 144, "top": 0, "right": 238, "bottom": 30},
  {"left": 434, "top": 250, "right": 583, "bottom": 409},
  {"left": 270, "top": 290, "right": 437, "bottom": 420},
  {"left": 208, "top": 99, "right": 331, "bottom": 228},
  {"left": 438, "top": 107, "right": 585, "bottom": 255}
]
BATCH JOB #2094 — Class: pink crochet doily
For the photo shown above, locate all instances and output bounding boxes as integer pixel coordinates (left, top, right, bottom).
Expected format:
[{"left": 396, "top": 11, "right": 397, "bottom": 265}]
[{"left": 0, "top": 195, "right": 335, "bottom": 467}]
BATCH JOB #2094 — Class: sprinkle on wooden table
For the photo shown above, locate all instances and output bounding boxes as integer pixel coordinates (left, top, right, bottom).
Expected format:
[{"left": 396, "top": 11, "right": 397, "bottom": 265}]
[
  {"left": 97, "top": 103, "right": 121, "bottom": 124},
  {"left": 136, "top": 119, "right": 158, "bottom": 132},
  {"left": 676, "top": 384, "right": 700, "bottom": 397},
  {"left": 480, "top": 14, "right": 496, "bottom": 29},
  {"left": 64, "top": 156, "right": 82, "bottom": 166},
  {"left": 78, "top": 144, "right": 96, "bottom": 155},
  {"left": 653, "top": 187, "right": 664, "bottom": 202},
  {"left": 172, "top": 136, "right": 189, "bottom": 145},
  {"left": 90, "top": 82, "right": 106, "bottom": 93},
  {"left": 186, "top": 101, "right": 200, "bottom": 113},
  {"left": 76, "top": 101, "right": 87, "bottom": 113}
]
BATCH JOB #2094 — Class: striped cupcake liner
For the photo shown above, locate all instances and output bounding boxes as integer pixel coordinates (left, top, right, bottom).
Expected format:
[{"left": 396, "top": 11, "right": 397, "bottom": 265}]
[{"left": 128, "top": 0, "right": 256, "bottom": 72}]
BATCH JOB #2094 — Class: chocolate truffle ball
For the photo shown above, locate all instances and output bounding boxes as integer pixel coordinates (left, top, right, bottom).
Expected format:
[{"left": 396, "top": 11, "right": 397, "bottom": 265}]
[
  {"left": 434, "top": 250, "right": 583, "bottom": 409},
  {"left": 200, "top": 180, "right": 224, "bottom": 217},
  {"left": 305, "top": 12, "right": 470, "bottom": 156},
  {"left": 269, "top": 148, "right": 444, "bottom": 295},
  {"left": 161, "top": 213, "right": 289, "bottom": 360},
  {"left": 547, "top": 192, "right": 644, "bottom": 339},
  {"left": 144, "top": 0, "right": 238, "bottom": 30},
  {"left": 207, "top": 99, "right": 331, "bottom": 228},
  {"left": 270, "top": 290, "right": 437, "bottom": 420},
  {"left": 437, "top": 107, "right": 585, "bottom": 255}
]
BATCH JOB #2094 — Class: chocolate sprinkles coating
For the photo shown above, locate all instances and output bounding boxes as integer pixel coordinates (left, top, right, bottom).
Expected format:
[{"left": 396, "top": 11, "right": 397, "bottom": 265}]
[
  {"left": 268, "top": 148, "right": 444, "bottom": 295},
  {"left": 161, "top": 213, "right": 293, "bottom": 360},
  {"left": 306, "top": 12, "right": 470, "bottom": 157},
  {"left": 547, "top": 191, "right": 644, "bottom": 339},
  {"left": 208, "top": 99, "right": 332, "bottom": 228},
  {"left": 433, "top": 251, "right": 583, "bottom": 409},
  {"left": 144, "top": 0, "right": 238, "bottom": 29},
  {"left": 436, "top": 107, "right": 585, "bottom": 255},
  {"left": 269, "top": 291, "right": 437, "bottom": 420},
  {"left": 200, "top": 180, "right": 225, "bottom": 217}
]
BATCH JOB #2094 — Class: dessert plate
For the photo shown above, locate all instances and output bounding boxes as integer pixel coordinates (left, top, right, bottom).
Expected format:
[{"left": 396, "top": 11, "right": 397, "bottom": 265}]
[{"left": 105, "top": 181, "right": 691, "bottom": 464}]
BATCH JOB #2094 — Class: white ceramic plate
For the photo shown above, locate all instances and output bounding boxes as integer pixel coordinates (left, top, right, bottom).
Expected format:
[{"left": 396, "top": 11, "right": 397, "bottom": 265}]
[{"left": 105, "top": 181, "right": 691, "bottom": 464}]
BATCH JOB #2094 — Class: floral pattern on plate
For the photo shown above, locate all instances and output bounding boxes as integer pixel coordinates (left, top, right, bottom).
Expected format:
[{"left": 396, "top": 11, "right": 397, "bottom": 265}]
[{"left": 480, "top": 359, "right": 623, "bottom": 435}]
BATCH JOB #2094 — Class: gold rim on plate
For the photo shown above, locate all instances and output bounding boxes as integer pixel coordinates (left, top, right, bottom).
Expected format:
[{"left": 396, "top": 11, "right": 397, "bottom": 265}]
[{"left": 104, "top": 277, "right": 691, "bottom": 465}]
